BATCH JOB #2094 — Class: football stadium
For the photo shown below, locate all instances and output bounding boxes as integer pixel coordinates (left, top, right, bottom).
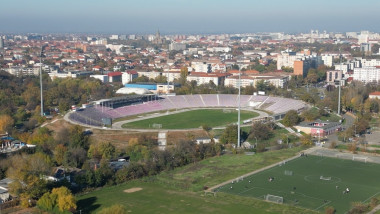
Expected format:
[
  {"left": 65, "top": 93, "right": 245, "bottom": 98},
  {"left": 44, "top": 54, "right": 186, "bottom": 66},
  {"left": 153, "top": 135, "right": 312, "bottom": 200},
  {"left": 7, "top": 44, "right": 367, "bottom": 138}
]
[{"left": 68, "top": 94, "right": 306, "bottom": 129}]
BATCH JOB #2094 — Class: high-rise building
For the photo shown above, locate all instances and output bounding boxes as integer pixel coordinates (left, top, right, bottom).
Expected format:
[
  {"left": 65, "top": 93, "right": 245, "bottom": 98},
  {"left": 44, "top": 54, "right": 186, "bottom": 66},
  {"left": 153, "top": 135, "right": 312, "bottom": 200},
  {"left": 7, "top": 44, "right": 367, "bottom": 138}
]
[{"left": 0, "top": 36, "right": 4, "bottom": 49}]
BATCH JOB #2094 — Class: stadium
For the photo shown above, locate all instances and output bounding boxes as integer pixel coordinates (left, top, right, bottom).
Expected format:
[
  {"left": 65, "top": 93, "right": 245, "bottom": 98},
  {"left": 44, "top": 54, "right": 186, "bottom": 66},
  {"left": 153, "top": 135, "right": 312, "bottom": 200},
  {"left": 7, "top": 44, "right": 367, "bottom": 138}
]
[{"left": 67, "top": 94, "right": 307, "bottom": 129}]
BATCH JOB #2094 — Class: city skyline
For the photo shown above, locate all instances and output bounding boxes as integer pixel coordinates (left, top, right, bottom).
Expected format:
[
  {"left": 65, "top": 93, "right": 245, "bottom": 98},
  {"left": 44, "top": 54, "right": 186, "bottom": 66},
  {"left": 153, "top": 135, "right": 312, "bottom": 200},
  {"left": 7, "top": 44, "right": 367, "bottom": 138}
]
[{"left": 1, "top": 0, "right": 380, "bottom": 34}]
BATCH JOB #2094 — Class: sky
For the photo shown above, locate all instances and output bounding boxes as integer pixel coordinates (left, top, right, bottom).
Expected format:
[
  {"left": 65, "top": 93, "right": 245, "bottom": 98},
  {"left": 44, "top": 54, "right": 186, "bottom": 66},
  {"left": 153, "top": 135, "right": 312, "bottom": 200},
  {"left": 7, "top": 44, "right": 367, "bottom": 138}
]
[{"left": 1, "top": 0, "right": 380, "bottom": 34}]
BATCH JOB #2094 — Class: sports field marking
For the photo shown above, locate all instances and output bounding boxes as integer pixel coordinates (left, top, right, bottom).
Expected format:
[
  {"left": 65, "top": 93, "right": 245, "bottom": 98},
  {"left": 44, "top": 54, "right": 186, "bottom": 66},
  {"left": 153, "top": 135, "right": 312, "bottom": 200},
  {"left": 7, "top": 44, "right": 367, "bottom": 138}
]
[
  {"left": 314, "top": 200, "right": 332, "bottom": 211},
  {"left": 363, "top": 191, "right": 380, "bottom": 203},
  {"left": 304, "top": 175, "right": 342, "bottom": 184}
]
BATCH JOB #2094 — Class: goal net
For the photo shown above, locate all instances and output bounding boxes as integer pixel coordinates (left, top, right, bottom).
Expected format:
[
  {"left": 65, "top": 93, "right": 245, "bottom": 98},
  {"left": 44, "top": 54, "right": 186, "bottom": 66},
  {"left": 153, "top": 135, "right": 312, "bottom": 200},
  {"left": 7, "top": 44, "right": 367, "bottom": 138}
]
[
  {"left": 320, "top": 176, "right": 331, "bottom": 181},
  {"left": 152, "top": 123, "right": 162, "bottom": 129},
  {"left": 352, "top": 156, "right": 367, "bottom": 163},
  {"left": 284, "top": 170, "right": 293, "bottom": 176},
  {"left": 265, "top": 194, "right": 283, "bottom": 204}
]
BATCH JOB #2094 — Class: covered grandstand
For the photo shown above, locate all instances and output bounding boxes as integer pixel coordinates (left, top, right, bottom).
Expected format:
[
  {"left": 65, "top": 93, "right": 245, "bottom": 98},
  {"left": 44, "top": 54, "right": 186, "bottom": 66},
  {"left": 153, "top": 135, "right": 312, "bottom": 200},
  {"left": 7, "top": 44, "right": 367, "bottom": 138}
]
[{"left": 68, "top": 94, "right": 306, "bottom": 127}]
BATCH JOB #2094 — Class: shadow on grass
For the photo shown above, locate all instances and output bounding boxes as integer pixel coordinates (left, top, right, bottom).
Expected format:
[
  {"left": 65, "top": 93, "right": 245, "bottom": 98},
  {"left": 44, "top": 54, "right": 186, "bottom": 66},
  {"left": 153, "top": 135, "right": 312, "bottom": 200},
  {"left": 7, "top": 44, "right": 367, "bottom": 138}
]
[{"left": 77, "top": 196, "right": 100, "bottom": 213}]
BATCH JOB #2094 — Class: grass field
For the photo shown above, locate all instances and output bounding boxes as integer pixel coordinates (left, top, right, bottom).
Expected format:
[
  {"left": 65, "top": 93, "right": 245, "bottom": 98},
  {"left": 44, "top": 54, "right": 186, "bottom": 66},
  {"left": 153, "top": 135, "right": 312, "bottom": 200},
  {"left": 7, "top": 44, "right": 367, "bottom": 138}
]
[
  {"left": 77, "top": 147, "right": 315, "bottom": 214},
  {"left": 122, "top": 109, "right": 259, "bottom": 129},
  {"left": 216, "top": 155, "right": 380, "bottom": 213},
  {"left": 76, "top": 180, "right": 313, "bottom": 214}
]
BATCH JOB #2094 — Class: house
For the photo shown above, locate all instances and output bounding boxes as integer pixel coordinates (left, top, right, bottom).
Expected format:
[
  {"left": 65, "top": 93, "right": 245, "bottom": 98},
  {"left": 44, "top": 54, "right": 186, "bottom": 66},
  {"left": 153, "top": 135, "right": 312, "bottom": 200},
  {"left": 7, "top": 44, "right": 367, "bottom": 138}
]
[
  {"left": 0, "top": 178, "right": 13, "bottom": 203},
  {"left": 294, "top": 119, "right": 341, "bottom": 137},
  {"left": 107, "top": 72, "right": 122, "bottom": 82},
  {"left": 122, "top": 70, "right": 138, "bottom": 85},
  {"left": 369, "top": 92, "right": 380, "bottom": 99}
]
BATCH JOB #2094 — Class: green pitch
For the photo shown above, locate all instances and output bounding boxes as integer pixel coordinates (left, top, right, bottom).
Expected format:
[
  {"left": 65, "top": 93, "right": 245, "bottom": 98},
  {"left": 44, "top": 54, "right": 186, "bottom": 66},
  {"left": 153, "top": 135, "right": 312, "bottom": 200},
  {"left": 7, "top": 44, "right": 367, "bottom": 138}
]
[
  {"left": 122, "top": 109, "right": 259, "bottom": 129},
  {"left": 216, "top": 155, "right": 380, "bottom": 213}
]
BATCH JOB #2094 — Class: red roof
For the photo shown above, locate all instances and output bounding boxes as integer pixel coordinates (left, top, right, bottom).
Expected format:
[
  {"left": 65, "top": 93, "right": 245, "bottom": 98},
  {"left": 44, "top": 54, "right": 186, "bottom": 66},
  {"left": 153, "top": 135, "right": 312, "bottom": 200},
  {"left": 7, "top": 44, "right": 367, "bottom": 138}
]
[
  {"left": 126, "top": 70, "right": 138, "bottom": 75},
  {"left": 108, "top": 72, "right": 122, "bottom": 77},
  {"left": 369, "top": 91, "right": 380, "bottom": 96}
]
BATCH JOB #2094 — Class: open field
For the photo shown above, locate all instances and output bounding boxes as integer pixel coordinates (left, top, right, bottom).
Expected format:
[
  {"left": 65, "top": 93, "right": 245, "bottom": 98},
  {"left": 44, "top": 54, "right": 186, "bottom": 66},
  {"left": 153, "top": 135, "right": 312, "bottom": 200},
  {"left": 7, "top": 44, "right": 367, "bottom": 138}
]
[
  {"left": 216, "top": 155, "right": 380, "bottom": 213},
  {"left": 76, "top": 180, "right": 314, "bottom": 214},
  {"left": 77, "top": 147, "right": 315, "bottom": 214},
  {"left": 122, "top": 109, "right": 259, "bottom": 129}
]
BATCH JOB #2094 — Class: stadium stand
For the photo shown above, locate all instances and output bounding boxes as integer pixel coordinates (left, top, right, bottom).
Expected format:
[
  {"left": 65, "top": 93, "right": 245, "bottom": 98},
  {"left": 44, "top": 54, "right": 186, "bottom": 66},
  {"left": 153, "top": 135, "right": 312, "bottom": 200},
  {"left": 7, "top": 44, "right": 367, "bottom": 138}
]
[{"left": 69, "top": 94, "right": 306, "bottom": 127}]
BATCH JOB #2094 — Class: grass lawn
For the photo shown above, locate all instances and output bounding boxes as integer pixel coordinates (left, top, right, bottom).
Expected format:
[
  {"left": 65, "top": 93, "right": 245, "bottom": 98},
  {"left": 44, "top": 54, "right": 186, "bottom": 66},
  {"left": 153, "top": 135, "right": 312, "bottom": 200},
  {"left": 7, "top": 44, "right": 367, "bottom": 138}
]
[
  {"left": 217, "top": 155, "right": 380, "bottom": 213},
  {"left": 77, "top": 147, "right": 314, "bottom": 214},
  {"left": 76, "top": 180, "right": 312, "bottom": 214},
  {"left": 122, "top": 109, "right": 259, "bottom": 129},
  {"left": 155, "top": 147, "right": 305, "bottom": 192}
]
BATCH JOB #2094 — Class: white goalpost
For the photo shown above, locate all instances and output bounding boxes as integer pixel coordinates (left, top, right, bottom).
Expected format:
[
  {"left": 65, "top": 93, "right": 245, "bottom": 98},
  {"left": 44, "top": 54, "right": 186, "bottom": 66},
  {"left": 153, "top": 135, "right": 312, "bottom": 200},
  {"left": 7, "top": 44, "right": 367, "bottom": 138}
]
[
  {"left": 352, "top": 156, "right": 367, "bottom": 163},
  {"left": 284, "top": 170, "right": 293, "bottom": 176},
  {"left": 265, "top": 194, "right": 284, "bottom": 204}
]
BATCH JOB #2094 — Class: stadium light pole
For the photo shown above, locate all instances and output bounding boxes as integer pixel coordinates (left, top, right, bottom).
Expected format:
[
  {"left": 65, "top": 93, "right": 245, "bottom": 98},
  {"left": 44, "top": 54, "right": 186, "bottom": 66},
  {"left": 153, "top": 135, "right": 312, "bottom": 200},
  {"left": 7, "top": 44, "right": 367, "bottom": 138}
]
[
  {"left": 39, "top": 47, "right": 44, "bottom": 117},
  {"left": 237, "top": 66, "right": 241, "bottom": 147}
]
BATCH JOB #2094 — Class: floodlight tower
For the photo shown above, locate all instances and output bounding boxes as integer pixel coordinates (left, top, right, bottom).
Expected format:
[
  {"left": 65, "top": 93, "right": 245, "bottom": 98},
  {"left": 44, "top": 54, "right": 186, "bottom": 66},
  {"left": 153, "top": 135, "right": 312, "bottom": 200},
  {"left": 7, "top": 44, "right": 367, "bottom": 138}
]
[
  {"left": 40, "top": 47, "right": 44, "bottom": 117},
  {"left": 237, "top": 66, "right": 241, "bottom": 147},
  {"left": 338, "top": 48, "right": 342, "bottom": 115}
]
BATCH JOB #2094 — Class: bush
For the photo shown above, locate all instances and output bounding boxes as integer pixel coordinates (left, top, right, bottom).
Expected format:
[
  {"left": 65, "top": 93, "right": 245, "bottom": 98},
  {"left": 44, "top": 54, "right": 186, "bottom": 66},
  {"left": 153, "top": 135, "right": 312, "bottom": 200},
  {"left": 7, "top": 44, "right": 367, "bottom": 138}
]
[
  {"left": 98, "top": 204, "right": 128, "bottom": 214},
  {"left": 325, "top": 206, "right": 335, "bottom": 214}
]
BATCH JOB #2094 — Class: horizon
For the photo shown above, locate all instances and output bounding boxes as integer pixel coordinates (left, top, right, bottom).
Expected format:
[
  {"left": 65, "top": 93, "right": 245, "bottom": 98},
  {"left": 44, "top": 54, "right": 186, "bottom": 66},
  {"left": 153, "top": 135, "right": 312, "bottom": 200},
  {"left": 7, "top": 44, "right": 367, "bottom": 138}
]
[{"left": 1, "top": 0, "right": 380, "bottom": 34}]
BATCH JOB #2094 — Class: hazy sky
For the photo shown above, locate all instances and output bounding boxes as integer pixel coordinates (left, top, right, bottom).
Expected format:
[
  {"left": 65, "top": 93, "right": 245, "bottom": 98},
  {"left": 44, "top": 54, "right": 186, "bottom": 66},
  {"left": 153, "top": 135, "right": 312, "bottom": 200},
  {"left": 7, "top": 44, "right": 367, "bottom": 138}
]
[{"left": 1, "top": 0, "right": 379, "bottom": 34}]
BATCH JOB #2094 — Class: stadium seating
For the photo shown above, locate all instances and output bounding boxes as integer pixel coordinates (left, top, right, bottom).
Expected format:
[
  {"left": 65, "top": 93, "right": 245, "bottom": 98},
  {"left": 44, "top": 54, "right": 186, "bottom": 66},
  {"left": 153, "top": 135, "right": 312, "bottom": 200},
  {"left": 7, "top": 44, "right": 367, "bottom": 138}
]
[{"left": 69, "top": 94, "right": 306, "bottom": 126}]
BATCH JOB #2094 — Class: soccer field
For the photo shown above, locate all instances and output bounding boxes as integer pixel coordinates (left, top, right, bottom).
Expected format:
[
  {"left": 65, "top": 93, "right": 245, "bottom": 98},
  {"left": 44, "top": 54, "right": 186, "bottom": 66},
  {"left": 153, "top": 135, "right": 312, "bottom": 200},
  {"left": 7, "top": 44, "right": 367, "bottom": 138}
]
[
  {"left": 216, "top": 155, "right": 380, "bottom": 213},
  {"left": 122, "top": 109, "right": 259, "bottom": 129}
]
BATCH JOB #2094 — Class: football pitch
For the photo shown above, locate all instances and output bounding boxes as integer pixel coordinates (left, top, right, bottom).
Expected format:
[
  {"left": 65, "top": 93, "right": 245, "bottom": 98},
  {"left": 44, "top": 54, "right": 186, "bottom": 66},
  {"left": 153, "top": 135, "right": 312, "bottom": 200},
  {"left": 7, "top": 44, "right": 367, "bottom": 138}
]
[
  {"left": 215, "top": 155, "right": 380, "bottom": 213},
  {"left": 122, "top": 109, "right": 259, "bottom": 129}
]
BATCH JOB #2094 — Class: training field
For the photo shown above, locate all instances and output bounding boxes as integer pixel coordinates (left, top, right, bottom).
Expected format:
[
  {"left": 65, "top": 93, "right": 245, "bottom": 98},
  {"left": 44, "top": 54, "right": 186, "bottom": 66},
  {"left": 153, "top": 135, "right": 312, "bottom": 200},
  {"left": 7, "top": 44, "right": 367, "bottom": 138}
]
[
  {"left": 122, "top": 109, "right": 259, "bottom": 129},
  {"left": 215, "top": 155, "right": 380, "bottom": 213}
]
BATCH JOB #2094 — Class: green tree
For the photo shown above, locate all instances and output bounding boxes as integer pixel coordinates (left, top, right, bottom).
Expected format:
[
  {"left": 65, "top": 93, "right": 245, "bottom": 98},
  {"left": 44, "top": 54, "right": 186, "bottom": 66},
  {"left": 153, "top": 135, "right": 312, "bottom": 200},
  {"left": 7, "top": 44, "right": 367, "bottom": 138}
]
[
  {"left": 300, "top": 135, "right": 313, "bottom": 146},
  {"left": 249, "top": 122, "right": 273, "bottom": 140},
  {"left": 220, "top": 124, "right": 238, "bottom": 145},
  {"left": 282, "top": 110, "right": 300, "bottom": 127}
]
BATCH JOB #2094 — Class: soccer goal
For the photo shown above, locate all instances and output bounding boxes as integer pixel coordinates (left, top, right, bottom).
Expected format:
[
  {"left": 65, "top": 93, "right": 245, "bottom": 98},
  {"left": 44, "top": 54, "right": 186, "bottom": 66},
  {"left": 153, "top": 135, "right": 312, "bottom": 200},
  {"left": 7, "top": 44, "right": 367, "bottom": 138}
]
[
  {"left": 284, "top": 170, "right": 293, "bottom": 176},
  {"left": 265, "top": 194, "right": 283, "bottom": 204},
  {"left": 352, "top": 156, "right": 367, "bottom": 163},
  {"left": 152, "top": 123, "right": 162, "bottom": 129},
  {"left": 320, "top": 176, "right": 331, "bottom": 181}
]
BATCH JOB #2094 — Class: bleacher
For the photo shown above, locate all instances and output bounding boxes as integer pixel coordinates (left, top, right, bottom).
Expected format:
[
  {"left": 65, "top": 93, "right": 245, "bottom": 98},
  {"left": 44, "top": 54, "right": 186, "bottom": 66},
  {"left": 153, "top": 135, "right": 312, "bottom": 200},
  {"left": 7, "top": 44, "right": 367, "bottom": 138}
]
[{"left": 69, "top": 94, "right": 306, "bottom": 127}]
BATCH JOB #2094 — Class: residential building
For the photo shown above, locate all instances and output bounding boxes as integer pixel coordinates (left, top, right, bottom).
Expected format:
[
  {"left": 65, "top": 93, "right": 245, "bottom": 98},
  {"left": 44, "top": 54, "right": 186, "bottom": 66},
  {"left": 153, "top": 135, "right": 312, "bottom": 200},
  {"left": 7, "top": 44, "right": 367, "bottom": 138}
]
[
  {"left": 369, "top": 92, "right": 380, "bottom": 99},
  {"left": 187, "top": 72, "right": 231, "bottom": 86},
  {"left": 169, "top": 42, "right": 186, "bottom": 51},
  {"left": 107, "top": 72, "right": 122, "bottom": 82},
  {"left": 353, "top": 67, "right": 380, "bottom": 84},
  {"left": 121, "top": 71, "right": 138, "bottom": 85},
  {"left": 326, "top": 70, "right": 343, "bottom": 84},
  {"left": 90, "top": 75, "right": 109, "bottom": 83}
]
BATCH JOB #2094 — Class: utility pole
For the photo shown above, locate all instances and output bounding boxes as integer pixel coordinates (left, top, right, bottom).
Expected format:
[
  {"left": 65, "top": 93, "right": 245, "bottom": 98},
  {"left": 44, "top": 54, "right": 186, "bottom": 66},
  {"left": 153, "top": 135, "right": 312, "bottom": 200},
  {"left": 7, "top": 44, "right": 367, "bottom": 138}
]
[{"left": 237, "top": 66, "right": 241, "bottom": 147}]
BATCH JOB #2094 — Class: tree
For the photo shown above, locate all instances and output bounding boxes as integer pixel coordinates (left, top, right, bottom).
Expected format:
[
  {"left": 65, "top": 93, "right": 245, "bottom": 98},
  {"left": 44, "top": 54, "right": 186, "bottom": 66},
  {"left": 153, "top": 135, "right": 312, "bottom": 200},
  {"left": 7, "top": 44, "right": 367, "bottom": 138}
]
[
  {"left": 300, "top": 135, "right": 313, "bottom": 146},
  {"left": 69, "top": 125, "right": 89, "bottom": 149},
  {"left": 249, "top": 122, "right": 273, "bottom": 141},
  {"left": 54, "top": 144, "right": 67, "bottom": 165},
  {"left": 180, "top": 67, "right": 188, "bottom": 85},
  {"left": 37, "top": 187, "right": 76, "bottom": 212},
  {"left": 282, "top": 110, "right": 300, "bottom": 127},
  {"left": 37, "top": 192, "right": 56, "bottom": 211},
  {"left": 220, "top": 124, "right": 238, "bottom": 145},
  {"left": 98, "top": 204, "right": 128, "bottom": 214},
  {"left": 0, "top": 114, "right": 14, "bottom": 133}
]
